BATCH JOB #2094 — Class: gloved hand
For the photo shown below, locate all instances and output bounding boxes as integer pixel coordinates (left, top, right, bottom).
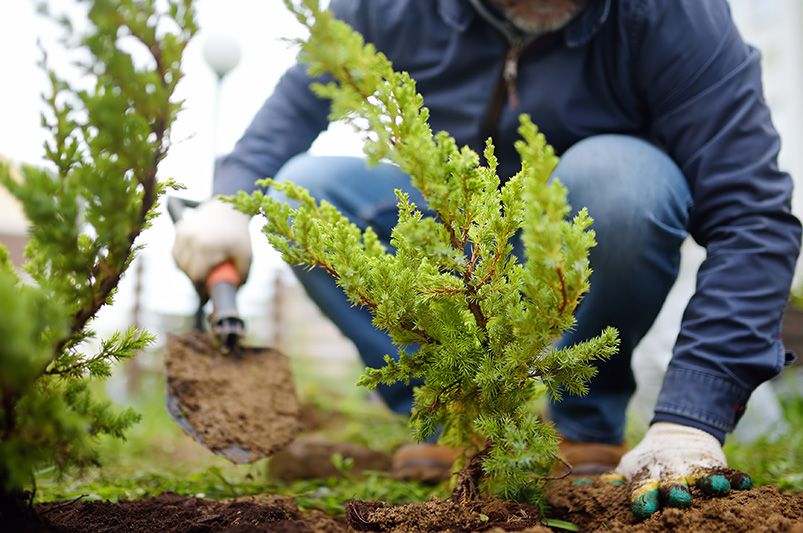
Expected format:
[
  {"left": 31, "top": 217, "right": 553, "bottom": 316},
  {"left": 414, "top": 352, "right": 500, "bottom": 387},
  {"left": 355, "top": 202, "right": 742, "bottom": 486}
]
[
  {"left": 172, "top": 197, "right": 252, "bottom": 287},
  {"left": 612, "top": 422, "right": 752, "bottom": 520}
]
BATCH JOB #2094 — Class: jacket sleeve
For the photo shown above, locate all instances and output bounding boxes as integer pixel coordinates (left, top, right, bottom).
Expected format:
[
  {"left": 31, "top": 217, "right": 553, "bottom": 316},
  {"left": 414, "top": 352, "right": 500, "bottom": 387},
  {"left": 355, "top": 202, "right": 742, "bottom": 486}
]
[
  {"left": 633, "top": 0, "right": 802, "bottom": 441},
  {"left": 213, "top": 0, "right": 366, "bottom": 195}
]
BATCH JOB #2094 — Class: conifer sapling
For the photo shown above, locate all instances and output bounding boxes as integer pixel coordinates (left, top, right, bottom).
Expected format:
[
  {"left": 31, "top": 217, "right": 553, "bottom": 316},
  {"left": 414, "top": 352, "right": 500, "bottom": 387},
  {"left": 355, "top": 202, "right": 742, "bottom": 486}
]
[{"left": 233, "top": 0, "right": 619, "bottom": 502}]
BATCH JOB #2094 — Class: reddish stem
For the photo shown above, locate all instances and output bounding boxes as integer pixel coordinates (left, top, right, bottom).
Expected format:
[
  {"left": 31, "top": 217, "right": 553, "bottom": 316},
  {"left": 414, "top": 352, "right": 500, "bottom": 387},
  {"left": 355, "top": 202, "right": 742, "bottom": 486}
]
[{"left": 556, "top": 267, "right": 567, "bottom": 314}]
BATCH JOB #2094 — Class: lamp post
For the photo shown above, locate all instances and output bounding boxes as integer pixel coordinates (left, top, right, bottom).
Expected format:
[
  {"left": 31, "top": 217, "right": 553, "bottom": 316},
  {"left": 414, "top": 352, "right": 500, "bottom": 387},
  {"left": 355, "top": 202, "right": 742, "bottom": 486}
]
[
  {"left": 192, "top": 34, "right": 241, "bottom": 330},
  {"left": 202, "top": 34, "right": 242, "bottom": 157}
]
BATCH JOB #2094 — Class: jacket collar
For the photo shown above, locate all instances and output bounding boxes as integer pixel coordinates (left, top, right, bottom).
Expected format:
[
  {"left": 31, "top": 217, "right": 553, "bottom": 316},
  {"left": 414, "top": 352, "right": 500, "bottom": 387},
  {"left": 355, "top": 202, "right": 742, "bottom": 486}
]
[{"left": 437, "top": 0, "right": 612, "bottom": 47}]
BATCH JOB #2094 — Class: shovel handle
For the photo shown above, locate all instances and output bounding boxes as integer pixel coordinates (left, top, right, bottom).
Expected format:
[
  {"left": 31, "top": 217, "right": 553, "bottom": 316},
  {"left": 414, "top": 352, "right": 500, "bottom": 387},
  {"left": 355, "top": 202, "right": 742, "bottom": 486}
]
[
  {"left": 207, "top": 262, "right": 244, "bottom": 351},
  {"left": 206, "top": 261, "right": 241, "bottom": 292},
  {"left": 168, "top": 196, "right": 243, "bottom": 336}
]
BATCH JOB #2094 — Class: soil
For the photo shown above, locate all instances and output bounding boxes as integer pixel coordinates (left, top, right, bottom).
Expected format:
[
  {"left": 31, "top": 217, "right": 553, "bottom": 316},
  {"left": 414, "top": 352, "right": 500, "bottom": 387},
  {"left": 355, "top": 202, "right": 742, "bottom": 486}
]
[
  {"left": 546, "top": 477, "right": 803, "bottom": 532},
  {"left": 782, "top": 305, "right": 803, "bottom": 363},
  {"left": 32, "top": 493, "right": 345, "bottom": 532},
  {"left": 346, "top": 498, "right": 550, "bottom": 532},
  {"left": 16, "top": 481, "right": 802, "bottom": 532},
  {"left": 165, "top": 332, "right": 301, "bottom": 463}
]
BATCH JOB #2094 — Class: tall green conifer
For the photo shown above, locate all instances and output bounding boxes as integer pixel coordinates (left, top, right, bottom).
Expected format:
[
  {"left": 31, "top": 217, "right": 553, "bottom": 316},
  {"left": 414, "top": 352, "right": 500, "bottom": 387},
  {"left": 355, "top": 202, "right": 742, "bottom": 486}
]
[{"left": 233, "top": 0, "right": 619, "bottom": 501}]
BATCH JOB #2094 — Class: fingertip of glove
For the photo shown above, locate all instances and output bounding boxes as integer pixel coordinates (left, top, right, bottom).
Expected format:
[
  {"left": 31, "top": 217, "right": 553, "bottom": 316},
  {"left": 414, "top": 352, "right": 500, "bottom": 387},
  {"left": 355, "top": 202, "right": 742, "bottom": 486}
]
[
  {"left": 695, "top": 473, "right": 731, "bottom": 496},
  {"left": 659, "top": 481, "right": 692, "bottom": 508},
  {"left": 727, "top": 471, "right": 752, "bottom": 491},
  {"left": 631, "top": 480, "right": 660, "bottom": 520},
  {"left": 600, "top": 473, "right": 626, "bottom": 485}
]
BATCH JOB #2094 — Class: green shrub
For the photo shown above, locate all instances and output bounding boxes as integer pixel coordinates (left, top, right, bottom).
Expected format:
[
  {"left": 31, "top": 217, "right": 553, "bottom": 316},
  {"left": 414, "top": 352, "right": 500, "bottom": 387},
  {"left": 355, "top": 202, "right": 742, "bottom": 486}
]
[
  {"left": 0, "top": 0, "right": 196, "bottom": 499},
  {"left": 233, "top": 0, "right": 618, "bottom": 502}
]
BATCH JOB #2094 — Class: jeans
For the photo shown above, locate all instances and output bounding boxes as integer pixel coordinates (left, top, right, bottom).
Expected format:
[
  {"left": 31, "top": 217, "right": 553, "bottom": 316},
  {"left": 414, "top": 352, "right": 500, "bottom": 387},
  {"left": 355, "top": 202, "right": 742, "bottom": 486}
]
[{"left": 271, "top": 135, "right": 692, "bottom": 445}]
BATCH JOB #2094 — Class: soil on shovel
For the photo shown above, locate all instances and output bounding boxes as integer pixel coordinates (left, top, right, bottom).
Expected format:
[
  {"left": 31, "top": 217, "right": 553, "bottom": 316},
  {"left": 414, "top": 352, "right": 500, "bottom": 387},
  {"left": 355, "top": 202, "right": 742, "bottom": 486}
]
[
  {"left": 165, "top": 331, "right": 301, "bottom": 461},
  {"left": 23, "top": 481, "right": 803, "bottom": 532}
]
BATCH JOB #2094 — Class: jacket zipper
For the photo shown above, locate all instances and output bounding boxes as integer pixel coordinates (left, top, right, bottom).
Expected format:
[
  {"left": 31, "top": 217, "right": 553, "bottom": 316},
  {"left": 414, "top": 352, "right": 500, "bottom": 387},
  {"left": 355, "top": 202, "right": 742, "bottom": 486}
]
[
  {"left": 481, "top": 40, "right": 522, "bottom": 142},
  {"left": 481, "top": 33, "right": 560, "bottom": 142},
  {"left": 503, "top": 45, "right": 523, "bottom": 110}
]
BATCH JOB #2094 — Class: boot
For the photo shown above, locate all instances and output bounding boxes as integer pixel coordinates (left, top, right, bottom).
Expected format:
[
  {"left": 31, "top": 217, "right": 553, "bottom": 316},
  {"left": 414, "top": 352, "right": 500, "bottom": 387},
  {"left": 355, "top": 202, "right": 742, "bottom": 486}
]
[
  {"left": 391, "top": 443, "right": 462, "bottom": 483},
  {"left": 557, "top": 438, "right": 628, "bottom": 476}
]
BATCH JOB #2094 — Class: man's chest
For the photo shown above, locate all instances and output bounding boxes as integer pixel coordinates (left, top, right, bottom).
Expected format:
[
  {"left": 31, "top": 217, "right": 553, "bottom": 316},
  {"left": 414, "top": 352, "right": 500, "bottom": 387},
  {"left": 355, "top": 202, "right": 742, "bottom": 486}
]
[{"left": 383, "top": 20, "right": 646, "bottom": 174}]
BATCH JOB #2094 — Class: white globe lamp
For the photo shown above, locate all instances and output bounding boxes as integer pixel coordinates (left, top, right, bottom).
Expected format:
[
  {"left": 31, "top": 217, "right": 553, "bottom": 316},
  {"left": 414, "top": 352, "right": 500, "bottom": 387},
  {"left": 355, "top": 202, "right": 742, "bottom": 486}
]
[{"left": 202, "top": 34, "right": 242, "bottom": 80}]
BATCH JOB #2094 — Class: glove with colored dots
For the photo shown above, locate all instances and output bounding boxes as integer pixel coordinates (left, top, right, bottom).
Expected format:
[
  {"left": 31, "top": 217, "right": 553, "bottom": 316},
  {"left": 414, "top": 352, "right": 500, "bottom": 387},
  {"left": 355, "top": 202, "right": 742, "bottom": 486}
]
[{"left": 609, "top": 422, "right": 752, "bottom": 519}]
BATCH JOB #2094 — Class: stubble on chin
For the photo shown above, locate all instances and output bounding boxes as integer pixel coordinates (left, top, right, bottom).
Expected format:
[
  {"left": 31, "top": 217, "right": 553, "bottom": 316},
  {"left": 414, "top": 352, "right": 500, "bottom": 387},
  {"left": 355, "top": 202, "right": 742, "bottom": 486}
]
[{"left": 490, "top": 0, "right": 588, "bottom": 33}]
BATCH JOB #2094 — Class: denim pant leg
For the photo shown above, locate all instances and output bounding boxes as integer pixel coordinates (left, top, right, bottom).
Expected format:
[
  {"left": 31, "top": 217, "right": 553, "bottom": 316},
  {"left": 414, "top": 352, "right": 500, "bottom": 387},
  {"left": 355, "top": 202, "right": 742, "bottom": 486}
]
[
  {"left": 270, "top": 154, "right": 427, "bottom": 414},
  {"left": 547, "top": 135, "right": 692, "bottom": 445}
]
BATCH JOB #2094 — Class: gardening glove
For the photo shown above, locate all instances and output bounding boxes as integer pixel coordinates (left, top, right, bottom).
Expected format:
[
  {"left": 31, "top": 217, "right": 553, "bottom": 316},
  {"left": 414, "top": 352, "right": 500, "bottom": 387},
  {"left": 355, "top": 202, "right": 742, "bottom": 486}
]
[
  {"left": 172, "top": 197, "right": 252, "bottom": 289},
  {"left": 611, "top": 422, "right": 752, "bottom": 520}
]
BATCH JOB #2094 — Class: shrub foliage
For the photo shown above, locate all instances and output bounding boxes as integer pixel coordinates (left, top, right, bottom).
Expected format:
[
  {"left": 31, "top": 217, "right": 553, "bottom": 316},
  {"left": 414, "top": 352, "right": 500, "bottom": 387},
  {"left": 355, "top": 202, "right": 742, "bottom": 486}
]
[
  {"left": 0, "top": 0, "right": 196, "bottom": 496},
  {"left": 234, "top": 0, "right": 619, "bottom": 501}
]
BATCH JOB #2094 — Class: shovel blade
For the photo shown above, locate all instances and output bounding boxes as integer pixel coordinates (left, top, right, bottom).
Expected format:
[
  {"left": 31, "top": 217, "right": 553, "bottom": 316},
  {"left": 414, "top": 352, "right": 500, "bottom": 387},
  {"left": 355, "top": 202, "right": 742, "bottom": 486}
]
[{"left": 165, "top": 332, "right": 301, "bottom": 463}]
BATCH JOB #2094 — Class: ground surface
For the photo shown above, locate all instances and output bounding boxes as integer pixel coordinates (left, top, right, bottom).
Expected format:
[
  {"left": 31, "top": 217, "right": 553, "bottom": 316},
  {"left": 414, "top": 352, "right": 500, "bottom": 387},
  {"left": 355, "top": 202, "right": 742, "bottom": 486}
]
[
  {"left": 20, "top": 479, "right": 802, "bottom": 532},
  {"left": 28, "top": 351, "right": 803, "bottom": 532}
]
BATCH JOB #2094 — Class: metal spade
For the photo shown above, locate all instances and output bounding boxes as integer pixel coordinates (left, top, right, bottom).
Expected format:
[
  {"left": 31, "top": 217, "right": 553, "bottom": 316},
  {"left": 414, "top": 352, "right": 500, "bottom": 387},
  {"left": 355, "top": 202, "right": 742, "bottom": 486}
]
[{"left": 164, "top": 196, "right": 300, "bottom": 463}]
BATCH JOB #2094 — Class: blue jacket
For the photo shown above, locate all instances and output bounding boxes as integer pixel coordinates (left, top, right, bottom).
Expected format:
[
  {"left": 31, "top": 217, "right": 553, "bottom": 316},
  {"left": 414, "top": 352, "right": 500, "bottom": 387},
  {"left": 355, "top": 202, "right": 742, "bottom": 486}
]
[{"left": 216, "top": 0, "right": 802, "bottom": 440}]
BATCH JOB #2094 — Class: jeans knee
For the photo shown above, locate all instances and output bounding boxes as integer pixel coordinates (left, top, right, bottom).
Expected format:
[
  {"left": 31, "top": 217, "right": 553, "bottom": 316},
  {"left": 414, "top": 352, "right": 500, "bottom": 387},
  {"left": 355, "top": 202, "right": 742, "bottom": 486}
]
[
  {"left": 555, "top": 135, "right": 692, "bottom": 242},
  {"left": 271, "top": 154, "right": 333, "bottom": 201}
]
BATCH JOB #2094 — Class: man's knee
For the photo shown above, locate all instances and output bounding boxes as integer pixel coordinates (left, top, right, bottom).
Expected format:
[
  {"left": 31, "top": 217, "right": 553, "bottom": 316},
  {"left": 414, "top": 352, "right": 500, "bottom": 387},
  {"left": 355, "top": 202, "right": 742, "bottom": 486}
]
[
  {"left": 270, "top": 154, "right": 418, "bottom": 236},
  {"left": 555, "top": 135, "right": 691, "bottom": 240},
  {"left": 270, "top": 154, "right": 348, "bottom": 202}
]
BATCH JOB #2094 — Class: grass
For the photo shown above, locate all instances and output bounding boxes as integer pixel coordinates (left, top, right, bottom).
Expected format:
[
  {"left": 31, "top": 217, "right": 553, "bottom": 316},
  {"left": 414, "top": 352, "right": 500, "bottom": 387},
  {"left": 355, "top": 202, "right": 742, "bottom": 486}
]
[
  {"left": 33, "top": 347, "right": 801, "bottom": 514},
  {"left": 724, "top": 369, "right": 803, "bottom": 492}
]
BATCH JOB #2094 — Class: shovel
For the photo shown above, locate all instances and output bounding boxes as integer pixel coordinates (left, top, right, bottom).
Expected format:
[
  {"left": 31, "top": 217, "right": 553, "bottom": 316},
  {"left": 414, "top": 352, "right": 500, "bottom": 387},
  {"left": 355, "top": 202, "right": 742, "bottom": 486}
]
[{"left": 164, "top": 196, "right": 301, "bottom": 463}]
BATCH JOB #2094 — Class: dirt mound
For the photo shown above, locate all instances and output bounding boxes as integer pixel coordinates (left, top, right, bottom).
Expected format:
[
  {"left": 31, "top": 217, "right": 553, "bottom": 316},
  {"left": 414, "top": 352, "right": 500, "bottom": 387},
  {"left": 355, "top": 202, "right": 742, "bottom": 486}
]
[
  {"left": 546, "top": 478, "right": 803, "bottom": 532},
  {"left": 165, "top": 332, "right": 301, "bottom": 462},
  {"left": 346, "top": 498, "right": 549, "bottom": 532},
  {"left": 38, "top": 492, "right": 345, "bottom": 532},
  {"left": 34, "top": 495, "right": 547, "bottom": 532}
]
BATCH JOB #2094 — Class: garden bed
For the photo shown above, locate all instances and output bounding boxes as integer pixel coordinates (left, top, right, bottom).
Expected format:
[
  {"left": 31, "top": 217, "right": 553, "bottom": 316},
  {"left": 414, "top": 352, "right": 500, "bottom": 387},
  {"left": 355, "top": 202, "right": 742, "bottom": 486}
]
[{"left": 18, "top": 479, "right": 802, "bottom": 532}]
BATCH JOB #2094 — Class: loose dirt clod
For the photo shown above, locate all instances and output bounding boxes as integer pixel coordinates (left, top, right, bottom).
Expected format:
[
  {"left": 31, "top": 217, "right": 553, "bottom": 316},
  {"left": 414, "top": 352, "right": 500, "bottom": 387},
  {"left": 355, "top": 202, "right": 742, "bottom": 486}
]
[{"left": 165, "top": 332, "right": 301, "bottom": 461}]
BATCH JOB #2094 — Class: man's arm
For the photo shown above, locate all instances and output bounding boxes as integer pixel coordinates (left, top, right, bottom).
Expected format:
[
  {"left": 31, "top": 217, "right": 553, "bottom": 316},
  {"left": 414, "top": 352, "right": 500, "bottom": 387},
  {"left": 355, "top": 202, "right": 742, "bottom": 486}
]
[
  {"left": 633, "top": 0, "right": 802, "bottom": 441},
  {"left": 174, "top": 0, "right": 367, "bottom": 285},
  {"left": 612, "top": 1, "right": 800, "bottom": 518},
  {"left": 214, "top": 0, "right": 366, "bottom": 195},
  {"left": 212, "top": 62, "right": 330, "bottom": 196}
]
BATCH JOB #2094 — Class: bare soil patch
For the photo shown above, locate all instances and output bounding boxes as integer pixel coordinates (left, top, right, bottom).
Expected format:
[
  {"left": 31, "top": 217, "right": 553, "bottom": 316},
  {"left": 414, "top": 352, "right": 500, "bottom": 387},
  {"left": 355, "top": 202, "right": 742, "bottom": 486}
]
[
  {"left": 269, "top": 435, "right": 392, "bottom": 481},
  {"left": 34, "top": 493, "right": 344, "bottom": 532},
  {"left": 346, "top": 498, "right": 548, "bottom": 532}
]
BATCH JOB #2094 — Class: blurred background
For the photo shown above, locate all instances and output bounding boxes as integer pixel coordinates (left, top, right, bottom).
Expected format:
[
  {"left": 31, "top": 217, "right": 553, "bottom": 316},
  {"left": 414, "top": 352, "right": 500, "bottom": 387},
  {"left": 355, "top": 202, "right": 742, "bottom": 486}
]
[{"left": 0, "top": 0, "right": 801, "bottom": 448}]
